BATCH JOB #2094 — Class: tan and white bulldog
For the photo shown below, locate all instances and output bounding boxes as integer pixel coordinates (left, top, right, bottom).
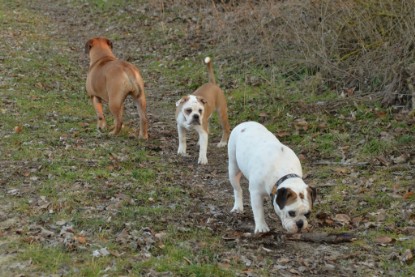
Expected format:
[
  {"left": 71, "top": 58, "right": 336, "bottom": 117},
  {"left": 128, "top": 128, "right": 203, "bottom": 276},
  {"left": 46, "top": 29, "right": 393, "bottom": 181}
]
[
  {"left": 175, "top": 57, "right": 230, "bottom": 164},
  {"left": 85, "top": 37, "right": 148, "bottom": 139},
  {"left": 228, "top": 121, "right": 317, "bottom": 234}
]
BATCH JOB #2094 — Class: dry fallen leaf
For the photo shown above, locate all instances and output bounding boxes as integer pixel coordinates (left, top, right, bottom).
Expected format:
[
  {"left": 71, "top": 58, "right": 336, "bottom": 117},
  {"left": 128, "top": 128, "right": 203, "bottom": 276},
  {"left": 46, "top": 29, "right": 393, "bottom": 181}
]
[
  {"left": 392, "top": 154, "right": 409, "bottom": 164},
  {"left": 334, "top": 214, "right": 351, "bottom": 225},
  {"left": 14, "top": 125, "right": 22, "bottom": 133},
  {"left": 333, "top": 167, "right": 350, "bottom": 175},
  {"left": 276, "top": 131, "right": 290, "bottom": 138},
  {"left": 400, "top": 249, "right": 414, "bottom": 264},
  {"left": 376, "top": 155, "right": 390, "bottom": 166},
  {"left": 75, "top": 235, "right": 87, "bottom": 244},
  {"left": 403, "top": 191, "right": 414, "bottom": 200},
  {"left": 374, "top": 236, "right": 395, "bottom": 244},
  {"left": 293, "top": 118, "right": 309, "bottom": 131},
  {"left": 218, "top": 262, "right": 231, "bottom": 270},
  {"left": 318, "top": 122, "right": 327, "bottom": 130}
]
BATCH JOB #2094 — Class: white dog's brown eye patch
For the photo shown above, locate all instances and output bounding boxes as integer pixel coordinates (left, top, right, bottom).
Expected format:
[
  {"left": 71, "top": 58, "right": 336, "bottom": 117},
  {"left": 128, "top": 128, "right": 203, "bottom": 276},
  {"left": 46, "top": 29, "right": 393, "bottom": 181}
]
[
  {"left": 185, "top": 108, "right": 192, "bottom": 115},
  {"left": 276, "top": 187, "right": 298, "bottom": 209},
  {"left": 286, "top": 189, "right": 298, "bottom": 206}
]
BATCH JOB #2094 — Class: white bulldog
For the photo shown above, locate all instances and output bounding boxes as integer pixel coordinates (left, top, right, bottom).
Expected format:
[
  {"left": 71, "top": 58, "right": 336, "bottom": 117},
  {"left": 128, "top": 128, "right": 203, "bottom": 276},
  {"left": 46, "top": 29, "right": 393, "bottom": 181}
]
[
  {"left": 175, "top": 57, "right": 230, "bottom": 164},
  {"left": 228, "top": 121, "right": 316, "bottom": 234}
]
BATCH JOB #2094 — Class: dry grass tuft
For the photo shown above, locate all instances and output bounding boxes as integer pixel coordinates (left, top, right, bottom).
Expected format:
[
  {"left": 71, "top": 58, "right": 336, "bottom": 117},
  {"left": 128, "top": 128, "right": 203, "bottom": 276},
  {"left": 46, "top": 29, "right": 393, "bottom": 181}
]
[{"left": 158, "top": 0, "right": 415, "bottom": 108}]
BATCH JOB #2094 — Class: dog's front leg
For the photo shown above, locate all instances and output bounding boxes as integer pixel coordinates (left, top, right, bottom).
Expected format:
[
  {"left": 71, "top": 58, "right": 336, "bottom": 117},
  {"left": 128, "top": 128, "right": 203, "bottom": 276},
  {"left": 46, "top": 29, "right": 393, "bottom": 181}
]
[
  {"left": 177, "top": 124, "right": 187, "bottom": 156},
  {"left": 250, "top": 191, "right": 270, "bottom": 233},
  {"left": 195, "top": 126, "right": 208, "bottom": 164}
]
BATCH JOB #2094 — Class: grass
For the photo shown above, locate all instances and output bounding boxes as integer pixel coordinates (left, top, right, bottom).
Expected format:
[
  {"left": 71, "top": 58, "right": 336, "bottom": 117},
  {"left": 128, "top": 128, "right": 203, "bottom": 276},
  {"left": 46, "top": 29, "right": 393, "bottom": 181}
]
[{"left": 0, "top": 0, "right": 414, "bottom": 276}]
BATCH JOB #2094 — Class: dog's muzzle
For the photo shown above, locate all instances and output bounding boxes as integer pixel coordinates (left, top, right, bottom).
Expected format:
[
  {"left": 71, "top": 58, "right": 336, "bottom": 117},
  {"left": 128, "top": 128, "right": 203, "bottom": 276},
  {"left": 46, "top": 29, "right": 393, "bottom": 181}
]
[{"left": 190, "top": 114, "right": 201, "bottom": 125}]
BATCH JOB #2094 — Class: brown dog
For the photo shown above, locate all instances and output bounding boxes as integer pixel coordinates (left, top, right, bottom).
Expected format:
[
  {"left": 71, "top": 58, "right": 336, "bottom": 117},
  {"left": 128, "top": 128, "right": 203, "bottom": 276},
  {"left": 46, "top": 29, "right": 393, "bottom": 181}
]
[
  {"left": 175, "top": 57, "right": 230, "bottom": 164},
  {"left": 85, "top": 37, "right": 148, "bottom": 139}
]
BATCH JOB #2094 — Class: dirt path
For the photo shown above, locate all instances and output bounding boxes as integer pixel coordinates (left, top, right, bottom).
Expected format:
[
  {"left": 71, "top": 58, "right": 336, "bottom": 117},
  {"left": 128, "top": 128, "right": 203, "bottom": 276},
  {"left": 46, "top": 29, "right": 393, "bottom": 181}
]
[{"left": 39, "top": 4, "right": 365, "bottom": 276}]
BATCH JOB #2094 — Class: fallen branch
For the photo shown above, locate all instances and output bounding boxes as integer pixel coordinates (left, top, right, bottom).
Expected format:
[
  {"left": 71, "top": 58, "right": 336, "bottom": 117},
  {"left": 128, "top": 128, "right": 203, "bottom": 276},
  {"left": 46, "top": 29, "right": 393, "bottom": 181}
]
[
  {"left": 313, "top": 161, "right": 369, "bottom": 166},
  {"left": 285, "top": 232, "right": 356, "bottom": 244}
]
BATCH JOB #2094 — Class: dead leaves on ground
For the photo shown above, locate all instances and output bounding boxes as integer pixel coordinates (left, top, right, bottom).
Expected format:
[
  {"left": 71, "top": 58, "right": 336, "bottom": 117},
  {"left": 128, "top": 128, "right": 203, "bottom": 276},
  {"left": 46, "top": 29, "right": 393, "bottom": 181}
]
[
  {"left": 317, "top": 209, "right": 393, "bottom": 232},
  {"left": 115, "top": 226, "right": 165, "bottom": 258},
  {"left": 15, "top": 221, "right": 166, "bottom": 259}
]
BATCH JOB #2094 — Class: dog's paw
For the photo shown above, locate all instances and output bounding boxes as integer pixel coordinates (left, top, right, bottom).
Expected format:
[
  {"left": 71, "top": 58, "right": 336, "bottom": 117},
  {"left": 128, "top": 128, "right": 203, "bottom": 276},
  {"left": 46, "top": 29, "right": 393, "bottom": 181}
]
[
  {"left": 97, "top": 124, "right": 107, "bottom": 132},
  {"left": 109, "top": 129, "right": 120, "bottom": 136},
  {"left": 177, "top": 148, "right": 187, "bottom": 156},
  {"left": 216, "top": 141, "right": 227, "bottom": 148},
  {"left": 254, "top": 223, "right": 270, "bottom": 234},
  {"left": 230, "top": 207, "right": 243, "bottom": 213},
  {"left": 198, "top": 156, "right": 208, "bottom": 165}
]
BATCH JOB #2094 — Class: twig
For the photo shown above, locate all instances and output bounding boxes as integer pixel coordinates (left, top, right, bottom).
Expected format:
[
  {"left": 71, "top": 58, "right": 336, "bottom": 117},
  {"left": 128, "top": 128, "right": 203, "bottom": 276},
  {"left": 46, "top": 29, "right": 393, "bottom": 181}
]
[
  {"left": 313, "top": 160, "right": 369, "bottom": 166},
  {"left": 183, "top": 257, "right": 192, "bottom": 265},
  {"left": 285, "top": 232, "right": 356, "bottom": 244}
]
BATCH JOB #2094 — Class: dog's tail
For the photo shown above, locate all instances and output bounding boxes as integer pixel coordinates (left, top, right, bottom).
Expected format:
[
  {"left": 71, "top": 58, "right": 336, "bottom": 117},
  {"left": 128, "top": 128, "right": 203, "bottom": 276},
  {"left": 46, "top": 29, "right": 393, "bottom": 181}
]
[{"left": 204, "top": 57, "right": 216, "bottom": 85}]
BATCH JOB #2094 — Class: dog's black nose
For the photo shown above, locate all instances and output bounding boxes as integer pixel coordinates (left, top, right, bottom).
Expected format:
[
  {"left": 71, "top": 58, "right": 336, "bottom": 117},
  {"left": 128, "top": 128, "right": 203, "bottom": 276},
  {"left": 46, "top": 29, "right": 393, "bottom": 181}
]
[
  {"left": 296, "top": 220, "right": 304, "bottom": 229},
  {"left": 193, "top": 114, "right": 199, "bottom": 119}
]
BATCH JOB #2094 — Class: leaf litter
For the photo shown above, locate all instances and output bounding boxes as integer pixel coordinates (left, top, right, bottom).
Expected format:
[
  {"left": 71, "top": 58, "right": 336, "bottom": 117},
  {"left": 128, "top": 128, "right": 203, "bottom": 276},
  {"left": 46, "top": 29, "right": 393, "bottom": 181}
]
[{"left": 0, "top": 1, "right": 414, "bottom": 276}]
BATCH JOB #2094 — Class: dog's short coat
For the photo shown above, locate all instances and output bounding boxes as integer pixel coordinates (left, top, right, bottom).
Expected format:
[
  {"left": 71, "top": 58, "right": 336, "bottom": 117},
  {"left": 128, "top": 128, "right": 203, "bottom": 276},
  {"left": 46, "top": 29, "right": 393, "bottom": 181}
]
[
  {"left": 175, "top": 57, "right": 230, "bottom": 164},
  {"left": 228, "top": 121, "right": 316, "bottom": 233},
  {"left": 85, "top": 37, "right": 148, "bottom": 138}
]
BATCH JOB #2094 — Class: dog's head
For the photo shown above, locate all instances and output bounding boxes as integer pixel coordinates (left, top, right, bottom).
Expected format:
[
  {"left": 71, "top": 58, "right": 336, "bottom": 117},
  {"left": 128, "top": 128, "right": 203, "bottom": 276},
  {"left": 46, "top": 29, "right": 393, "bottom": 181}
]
[
  {"left": 176, "top": 95, "right": 207, "bottom": 128},
  {"left": 84, "top": 37, "right": 113, "bottom": 54},
  {"left": 272, "top": 181, "right": 317, "bottom": 234}
]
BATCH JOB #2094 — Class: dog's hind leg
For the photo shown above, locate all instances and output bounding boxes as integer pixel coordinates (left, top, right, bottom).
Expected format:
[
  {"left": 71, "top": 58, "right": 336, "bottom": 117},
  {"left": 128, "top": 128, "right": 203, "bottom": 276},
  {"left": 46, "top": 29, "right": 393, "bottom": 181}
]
[
  {"left": 228, "top": 142, "right": 243, "bottom": 212},
  {"left": 217, "top": 105, "right": 230, "bottom": 147},
  {"left": 133, "top": 93, "right": 148, "bottom": 139},
  {"left": 108, "top": 96, "right": 124, "bottom": 135},
  {"left": 230, "top": 168, "right": 243, "bottom": 213},
  {"left": 92, "top": 96, "right": 107, "bottom": 131},
  {"left": 217, "top": 95, "right": 231, "bottom": 147}
]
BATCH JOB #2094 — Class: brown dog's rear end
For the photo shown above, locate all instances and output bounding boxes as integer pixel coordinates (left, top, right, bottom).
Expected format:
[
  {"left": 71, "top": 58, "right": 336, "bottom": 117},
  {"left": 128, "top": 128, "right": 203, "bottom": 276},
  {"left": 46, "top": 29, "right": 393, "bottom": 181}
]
[{"left": 85, "top": 37, "right": 148, "bottom": 138}]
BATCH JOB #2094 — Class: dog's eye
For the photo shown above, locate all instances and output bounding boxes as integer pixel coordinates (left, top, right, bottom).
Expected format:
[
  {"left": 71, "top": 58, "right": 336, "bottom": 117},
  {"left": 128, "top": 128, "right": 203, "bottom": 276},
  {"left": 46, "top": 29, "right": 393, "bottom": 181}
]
[
  {"left": 289, "top": 211, "right": 296, "bottom": 217},
  {"left": 304, "top": 212, "right": 311, "bottom": 218},
  {"left": 199, "top": 109, "right": 202, "bottom": 114},
  {"left": 185, "top": 108, "right": 192, "bottom": 115}
]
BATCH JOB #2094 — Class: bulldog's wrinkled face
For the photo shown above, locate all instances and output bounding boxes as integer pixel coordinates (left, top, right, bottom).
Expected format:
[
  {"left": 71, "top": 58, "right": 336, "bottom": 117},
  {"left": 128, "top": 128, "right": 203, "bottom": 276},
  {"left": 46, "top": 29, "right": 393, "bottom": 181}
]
[
  {"left": 274, "top": 186, "right": 316, "bottom": 234},
  {"left": 176, "top": 95, "right": 207, "bottom": 128}
]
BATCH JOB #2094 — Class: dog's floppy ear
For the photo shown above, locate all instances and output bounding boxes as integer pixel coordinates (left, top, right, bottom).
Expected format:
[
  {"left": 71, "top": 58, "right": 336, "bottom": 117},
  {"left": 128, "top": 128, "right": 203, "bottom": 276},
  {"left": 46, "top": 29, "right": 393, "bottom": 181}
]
[
  {"left": 105, "top": 38, "right": 113, "bottom": 49},
  {"left": 307, "top": 186, "right": 317, "bottom": 207},
  {"left": 176, "top": 96, "right": 189, "bottom": 107},
  {"left": 85, "top": 40, "right": 93, "bottom": 54},
  {"left": 276, "top": 187, "right": 297, "bottom": 210},
  {"left": 197, "top": 96, "right": 207, "bottom": 105}
]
